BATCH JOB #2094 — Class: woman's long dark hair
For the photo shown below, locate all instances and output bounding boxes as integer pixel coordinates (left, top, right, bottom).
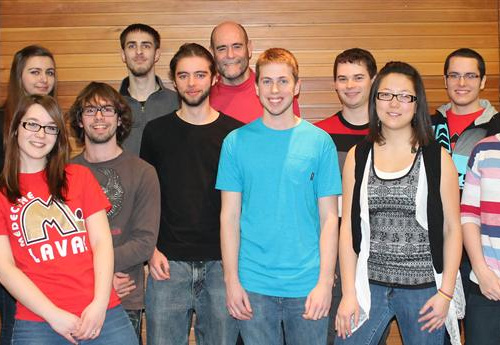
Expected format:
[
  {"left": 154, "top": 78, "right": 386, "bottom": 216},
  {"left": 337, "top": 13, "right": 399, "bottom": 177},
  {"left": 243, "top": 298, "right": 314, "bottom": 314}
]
[
  {"left": 3, "top": 45, "right": 57, "bottom": 144},
  {"left": 1, "top": 95, "right": 68, "bottom": 203},
  {"left": 367, "top": 61, "right": 434, "bottom": 147}
]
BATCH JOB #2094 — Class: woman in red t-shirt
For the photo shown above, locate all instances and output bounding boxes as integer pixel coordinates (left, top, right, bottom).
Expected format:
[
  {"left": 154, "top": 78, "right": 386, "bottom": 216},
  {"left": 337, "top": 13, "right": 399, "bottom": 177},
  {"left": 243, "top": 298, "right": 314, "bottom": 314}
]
[{"left": 0, "top": 95, "right": 137, "bottom": 345}]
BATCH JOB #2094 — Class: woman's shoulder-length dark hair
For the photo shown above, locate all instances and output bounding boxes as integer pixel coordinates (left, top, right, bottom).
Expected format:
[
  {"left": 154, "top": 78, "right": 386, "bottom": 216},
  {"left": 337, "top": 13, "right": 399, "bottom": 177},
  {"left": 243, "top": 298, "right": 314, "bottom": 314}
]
[
  {"left": 1, "top": 95, "right": 69, "bottom": 204},
  {"left": 3, "top": 45, "right": 57, "bottom": 144},
  {"left": 367, "top": 61, "right": 434, "bottom": 147}
]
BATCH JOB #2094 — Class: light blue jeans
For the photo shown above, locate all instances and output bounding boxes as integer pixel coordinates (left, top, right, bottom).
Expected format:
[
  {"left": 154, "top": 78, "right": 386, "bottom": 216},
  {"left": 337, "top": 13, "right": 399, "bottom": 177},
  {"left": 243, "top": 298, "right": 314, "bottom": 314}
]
[
  {"left": 238, "top": 291, "right": 328, "bottom": 345},
  {"left": 12, "top": 305, "right": 137, "bottom": 345},
  {"left": 145, "top": 260, "right": 238, "bottom": 345},
  {"left": 335, "top": 283, "right": 445, "bottom": 345}
]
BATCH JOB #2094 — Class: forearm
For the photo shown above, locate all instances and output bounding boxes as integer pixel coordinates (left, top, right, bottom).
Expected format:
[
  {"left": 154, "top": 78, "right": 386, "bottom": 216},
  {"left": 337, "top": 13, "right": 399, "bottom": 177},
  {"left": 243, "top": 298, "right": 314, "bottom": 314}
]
[
  {"left": 113, "top": 235, "right": 156, "bottom": 272},
  {"left": 86, "top": 211, "right": 115, "bottom": 306},
  {"left": 440, "top": 219, "right": 462, "bottom": 295},
  {"left": 221, "top": 216, "right": 240, "bottom": 285},
  {"left": 0, "top": 262, "right": 61, "bottom": 322},
  {"left": 463, "top": 222, "right": 490, "bottom": 277},
  {"left": 91, "top": 236, "right": 114, "bottom": 305},
  {"left": 220, "top": 192, "right": 242, "bottom": 285},
  {"left": 339, "top": 236, "right": 358, "bottom": 297},
  {"left": 317, "top": 197, "right": 338, "bottom": 287}
]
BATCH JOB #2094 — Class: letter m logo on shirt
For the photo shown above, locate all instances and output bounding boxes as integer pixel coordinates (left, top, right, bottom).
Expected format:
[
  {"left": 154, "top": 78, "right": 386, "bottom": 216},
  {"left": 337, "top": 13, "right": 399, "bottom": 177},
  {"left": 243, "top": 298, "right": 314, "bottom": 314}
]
[{"left": 20, "top": 197, "right": 86, "bottom": 245}]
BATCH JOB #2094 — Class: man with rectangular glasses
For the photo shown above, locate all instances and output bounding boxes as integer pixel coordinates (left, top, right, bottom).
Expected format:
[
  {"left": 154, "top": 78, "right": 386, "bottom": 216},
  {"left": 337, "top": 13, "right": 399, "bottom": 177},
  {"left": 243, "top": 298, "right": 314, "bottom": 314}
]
[
  {"left": 68, "top": 82, "right": 161, "bottom": 344},
  {"left": 432, "top": 48, "right": 500, "bottom": 345}
]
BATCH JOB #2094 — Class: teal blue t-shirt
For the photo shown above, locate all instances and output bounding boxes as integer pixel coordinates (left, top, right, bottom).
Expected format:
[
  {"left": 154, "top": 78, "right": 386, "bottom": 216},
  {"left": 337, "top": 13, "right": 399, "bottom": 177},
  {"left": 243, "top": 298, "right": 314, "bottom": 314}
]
[{"left": 216, "top": 118, "right": 341, "bottom": 297}]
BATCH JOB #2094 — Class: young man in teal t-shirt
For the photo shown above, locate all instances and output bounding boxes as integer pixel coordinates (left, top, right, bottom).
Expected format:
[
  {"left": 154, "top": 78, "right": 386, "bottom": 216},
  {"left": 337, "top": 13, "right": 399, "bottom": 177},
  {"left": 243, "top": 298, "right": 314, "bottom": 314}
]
[{"left": 217, "top": 47, "right": 341, "bottom": 345}]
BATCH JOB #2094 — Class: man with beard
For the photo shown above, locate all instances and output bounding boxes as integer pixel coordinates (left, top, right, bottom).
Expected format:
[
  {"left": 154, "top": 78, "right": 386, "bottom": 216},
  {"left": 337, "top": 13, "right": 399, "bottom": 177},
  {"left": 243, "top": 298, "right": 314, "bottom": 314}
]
[
  {"left": 209, "top": 21, "right": 300, "bottom": 123},
  {"left": 140, "top": 43, "right": 242, "bottom": 345},
  {"left": 119, "top": 23, "right": 178, "bottom": 154},
  {"left": 68, "top": 82, "right": 161, "bottom": 344}
]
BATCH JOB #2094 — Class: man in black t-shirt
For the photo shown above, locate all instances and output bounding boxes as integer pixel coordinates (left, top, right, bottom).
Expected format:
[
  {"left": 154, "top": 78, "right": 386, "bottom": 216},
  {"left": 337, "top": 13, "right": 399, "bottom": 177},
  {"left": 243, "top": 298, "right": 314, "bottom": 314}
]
[{"left": 140, "top": 43, "right": 242, "bottom": 345}]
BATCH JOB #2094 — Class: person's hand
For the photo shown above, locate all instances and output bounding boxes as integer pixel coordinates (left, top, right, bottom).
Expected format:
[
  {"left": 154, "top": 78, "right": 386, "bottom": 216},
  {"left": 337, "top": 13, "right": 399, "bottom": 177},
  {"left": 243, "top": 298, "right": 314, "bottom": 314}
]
[
  {"left": 113, "top": 272, "right": 136, "bottom": 298},
  {"left": 148, "top": 248, "right": 170, "bottom": 280},
  {"left": 335, "top": 293, "right": 360, "bottom": 339},
  {"left": 476, "top": 267, "right": 500, "bottom": 301},
  {"left": 46, "top": 308, "right": 81, "bottom": 344},
  {"left": 72, "top": 300, "right": 107, "bottom": 340},
  {"left": 303, "top": 282, "right": 331, "bottom": 320},
  {"left": 225, "top": 280, "right": 253, "bottom": 320},
  {"left": 418, "top": 293, "right": 450, "bottom": 332}
]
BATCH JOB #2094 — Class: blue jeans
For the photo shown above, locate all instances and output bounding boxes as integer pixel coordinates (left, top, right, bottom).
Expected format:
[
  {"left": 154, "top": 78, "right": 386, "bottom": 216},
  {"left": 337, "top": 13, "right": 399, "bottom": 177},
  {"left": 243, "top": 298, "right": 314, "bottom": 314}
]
[
  {"left": 327, "top": 273, "right": 390, "bottom": 345},
  {"left": 12, "top": 305, "right": 137, "bottom": 345},
  {"left": 0, "top": 284, "right": 16, "bottom": 345},
  {"left": 125, "top": 309, "right": 143, "bottom": 345},
  {"left": 238, "top": 291, "right": 328, "bottom": 345},
  {"left": 335, "top": 283, "right": 444, "bottom": 345},
  {"left": 145, "top": 260, "right": 238, "bottom": 345}
]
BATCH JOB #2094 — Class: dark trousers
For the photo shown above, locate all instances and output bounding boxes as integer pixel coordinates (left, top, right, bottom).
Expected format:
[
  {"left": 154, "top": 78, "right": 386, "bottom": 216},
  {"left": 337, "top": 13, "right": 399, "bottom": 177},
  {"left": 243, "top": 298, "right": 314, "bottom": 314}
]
[
  {"left": 0, "top": 284, "right": 16, "bottom": 345},
  {"left": 464, "top": 283, "right": 500, "bottom": 345}
]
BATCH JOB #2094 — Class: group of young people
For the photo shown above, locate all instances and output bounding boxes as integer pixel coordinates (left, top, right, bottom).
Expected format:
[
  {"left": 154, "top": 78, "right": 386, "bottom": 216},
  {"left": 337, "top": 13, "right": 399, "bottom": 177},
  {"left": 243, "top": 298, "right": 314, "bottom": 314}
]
[{"left": 0, "top": 20, "right": 498, "bottom": 345}]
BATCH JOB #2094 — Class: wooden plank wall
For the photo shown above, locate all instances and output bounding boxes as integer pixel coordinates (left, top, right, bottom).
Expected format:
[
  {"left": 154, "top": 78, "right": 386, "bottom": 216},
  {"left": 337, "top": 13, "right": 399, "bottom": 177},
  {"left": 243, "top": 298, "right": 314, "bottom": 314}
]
[{"left": 1, "top": 0, "right": 499, "bottom": 123}]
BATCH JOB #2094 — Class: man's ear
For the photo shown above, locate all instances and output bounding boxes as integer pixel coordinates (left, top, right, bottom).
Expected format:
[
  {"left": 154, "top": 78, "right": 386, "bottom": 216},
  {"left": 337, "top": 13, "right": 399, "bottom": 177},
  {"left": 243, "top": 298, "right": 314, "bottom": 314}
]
[
  {"left": 480, "top": 75, "right": 487, "bottom": 90},
  {"left": 121, "top": 49, "right": 126, "bottom": 64},
  {"left": 247, "top": 40, "right": 253, "bottom": 60},
  {"left": 294, "top": 79, "right": 302, "bottom": 96},
  {"left": 154, "top": 48, "right": 161, "bottom": 64}
]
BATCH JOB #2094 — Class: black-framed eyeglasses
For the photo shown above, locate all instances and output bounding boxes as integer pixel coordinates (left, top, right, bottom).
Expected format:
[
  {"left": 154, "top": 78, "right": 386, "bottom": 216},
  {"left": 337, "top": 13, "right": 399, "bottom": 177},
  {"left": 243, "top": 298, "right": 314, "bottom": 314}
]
[
  {"left": 445, "top": 73, "right": 480, "bottom": 81},
  {"left": 21, "top": 121, "right": 60, "bottom": 135},
  {"left": 376, "top": 92, "right": 417, "bottom": 103},
  {"left": 81, "top": 105, "right": 117, "bottom": 117}
]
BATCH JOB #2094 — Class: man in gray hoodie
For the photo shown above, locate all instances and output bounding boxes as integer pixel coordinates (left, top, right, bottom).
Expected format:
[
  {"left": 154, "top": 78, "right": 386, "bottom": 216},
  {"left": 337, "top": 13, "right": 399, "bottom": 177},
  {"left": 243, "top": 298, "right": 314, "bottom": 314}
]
[
  {"left": 118, "top": 23, "right": 178, "bottom": 154},
  {"left": 432, "top": 47, "right": 500, "bottom": 345}
]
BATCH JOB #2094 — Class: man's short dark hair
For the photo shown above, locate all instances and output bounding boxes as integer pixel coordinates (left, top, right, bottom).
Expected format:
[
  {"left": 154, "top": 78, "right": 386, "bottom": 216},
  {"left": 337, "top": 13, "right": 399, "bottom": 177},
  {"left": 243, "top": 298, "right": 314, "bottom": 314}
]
[
  {"left": 120, "top": 23, "right": 161, "bottom": 49},
  {"left": 169, "top": 43, "right": 216, "bottom": 81},
  {"left": 444, "top": 48, "right": 486, "bottom": 78},
  {"left": 333, "top": 48, "right": 377, "bottom": 80}
]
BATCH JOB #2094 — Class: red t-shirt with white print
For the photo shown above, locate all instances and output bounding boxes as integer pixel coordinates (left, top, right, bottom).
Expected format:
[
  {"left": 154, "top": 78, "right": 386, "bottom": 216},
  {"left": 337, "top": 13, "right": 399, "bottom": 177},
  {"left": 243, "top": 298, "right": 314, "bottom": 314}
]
[{"left": 0, "top": 164, "right": 120, "bottom": 321}]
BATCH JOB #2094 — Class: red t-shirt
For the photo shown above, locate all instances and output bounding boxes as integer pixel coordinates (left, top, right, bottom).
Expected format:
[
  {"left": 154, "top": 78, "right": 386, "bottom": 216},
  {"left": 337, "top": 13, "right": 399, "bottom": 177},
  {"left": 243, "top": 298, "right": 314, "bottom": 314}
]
[
  {"left": 0, "top": 164, "right": 119, "bottom": 321},
  {"left": 446, "top": 108, "right": 484, "bottom": 149},
  {"left": 210, "top": 69, "right": 301, "bottom": 124}
]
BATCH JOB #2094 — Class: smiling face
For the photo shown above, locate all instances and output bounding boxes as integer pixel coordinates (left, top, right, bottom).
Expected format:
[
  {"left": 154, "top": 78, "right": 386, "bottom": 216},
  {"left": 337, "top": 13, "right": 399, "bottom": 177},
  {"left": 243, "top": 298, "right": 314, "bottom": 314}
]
[
  {"left": 174, "top": 56, "right": 214, "bottom": 107},
  {"left": 376, "top": 73, "right": 417, "bottom": 133},
  {"left": 256, "top": 62, "right": 300, "bottom": 118},
  {"left": 335, "top": 62, "right": 373, "bottom": 110},
  {"left": 79, "top": 97, "right": 120, "bottom": 145},
  {"left": 21, "top": 56, "right": 56, "bottom": 95},
  {"left": 121, "top": 30, "right": 160, "bottom": 77},
  {"left": 211, "top": 22, "right": 252, "bottom": 86},
  {"left": 444, "top": 56, "right": 486, "bottom": 114},
  {"left": 17, "top": 103, "right": 58, "bottom": 172}
]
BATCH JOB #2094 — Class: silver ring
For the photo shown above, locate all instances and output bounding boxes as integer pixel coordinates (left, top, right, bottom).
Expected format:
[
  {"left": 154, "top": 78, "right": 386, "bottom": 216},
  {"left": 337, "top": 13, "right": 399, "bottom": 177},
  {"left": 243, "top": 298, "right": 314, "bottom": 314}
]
[{"left": 91, "top": 330, "right": 96, "bottom": 336}]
